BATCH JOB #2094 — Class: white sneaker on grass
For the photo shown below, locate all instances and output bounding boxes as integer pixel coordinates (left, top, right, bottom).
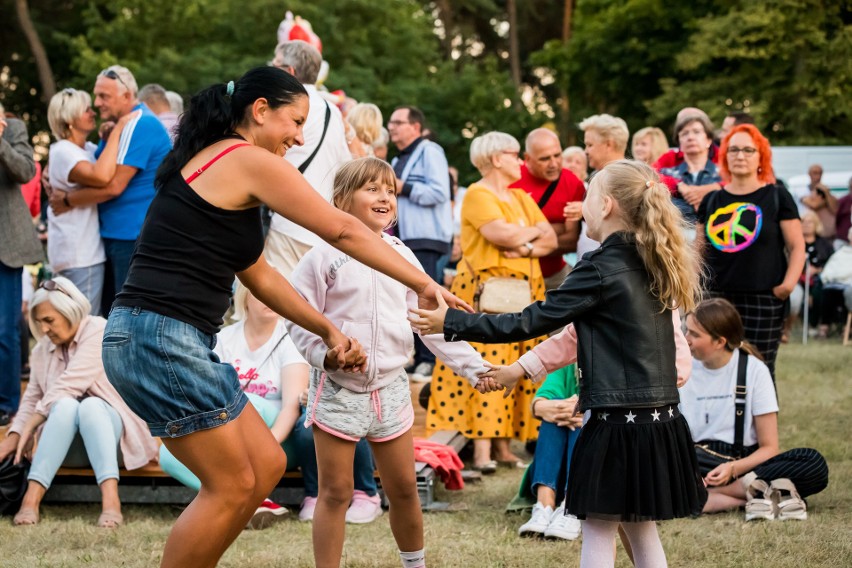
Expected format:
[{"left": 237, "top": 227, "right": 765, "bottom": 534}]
[
  {"left": 410, "top": 362, "right": 434, "bottom": 383},
  {"left": 518, "top": 503, "right": 552, "bottom": 537},
  {"left": 544, "top": 505, "right": 581, "bottom": 540}
]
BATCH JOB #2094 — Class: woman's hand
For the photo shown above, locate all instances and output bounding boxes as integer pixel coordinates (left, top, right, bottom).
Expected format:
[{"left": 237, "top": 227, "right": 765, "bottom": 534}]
[
  {"left": 704, "top": 462, "right": 737, "bottom": 487},
  {"left": 563, "top": 201, "right": 583, "bottom": 222},
  {"left": 409, "top": 290, "right": 450, "bottom": 336},
  {"left": 479, "top": 362, "right": 525, "bottom": 399},
  {"left": 14, "top": 429, "right": 35, "bottom": 465},
  {"left": 418, "top": 280, "right": 472, "bottom": 313},
  {"left": 0, "top": 433, "right": 20, "bottom": 462},
  {"left": 298, "top": 388, "right": 309, "bottom": 407},
  {"left": 535, "top": 395, "right": 582, "bottom": 428},
  {"left": 49, "top": 189, "right": 71, "bottom": 215},
  {"left": 772, "top": 283, "right": 793, "bottom": 301}
]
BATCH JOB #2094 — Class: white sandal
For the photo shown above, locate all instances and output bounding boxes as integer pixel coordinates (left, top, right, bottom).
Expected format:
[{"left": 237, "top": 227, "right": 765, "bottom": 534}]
[
  {"left": 770, "top": 478, "right": 807, "bottom": 521},
  {"left": 744, "top": 478, "right": 775, "bottom": 521}
]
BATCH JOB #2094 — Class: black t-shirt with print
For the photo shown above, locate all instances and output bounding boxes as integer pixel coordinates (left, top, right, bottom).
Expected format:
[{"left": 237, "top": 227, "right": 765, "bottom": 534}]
[{"left": 697, "top": 184, "right": 800, "bottom": 293}]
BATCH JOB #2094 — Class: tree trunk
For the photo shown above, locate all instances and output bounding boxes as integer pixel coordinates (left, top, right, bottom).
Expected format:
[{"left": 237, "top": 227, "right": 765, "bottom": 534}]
[
  {"left": 507, "top": 0, "right": 521, "bottom": 90},
  {"left": 435, "top": 0, "right": 456, "bottom": 59},
  {"left": 558, "top": 0, "right": 575, "bottom": 144},
  {"left": 14, "top": 0, "right": 56, "bottom": 103}
]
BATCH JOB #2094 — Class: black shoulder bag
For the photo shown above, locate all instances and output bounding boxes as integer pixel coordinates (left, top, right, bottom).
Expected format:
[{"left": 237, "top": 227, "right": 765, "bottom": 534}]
[
  {"left": 0, "top": 456, "right": 30, "bottom": 515},
  {"left": 694, "top": 349, "right": 749, "bottom": 476},
  {"left": 536, "top": 175, "right": 561, "bottom": 210}
]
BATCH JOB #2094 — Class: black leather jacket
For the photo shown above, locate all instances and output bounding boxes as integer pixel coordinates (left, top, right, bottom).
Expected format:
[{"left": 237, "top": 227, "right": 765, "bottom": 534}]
[{"left": 445, "top": 232, "right": 679, "bottom": 411}]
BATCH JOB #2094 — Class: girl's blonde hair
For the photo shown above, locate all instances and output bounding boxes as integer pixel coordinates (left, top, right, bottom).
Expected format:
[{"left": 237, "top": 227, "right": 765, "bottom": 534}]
[
  {"left": 800, "top": 210, "right": 823, "bottom": 236},
  {"left": 688, "top": 298, "right": 763, "bottom": 360},
  {"left": 28, "top": 276, "right": 91, "bottom": 339},
  {"left": 347, "top": 103, "right": 383, "bottom": 146},
  {"left": 596, "top": 159, "right": 702, "bottom": 312},
  {"left": 333, "top": 157, "right": 398, "bottom": 227},
  {"left": 231, "top": 281, "right": 250, "bottom": 321},
  {"left": 631, "top": 127, "right": 669, "bottom": 165}
]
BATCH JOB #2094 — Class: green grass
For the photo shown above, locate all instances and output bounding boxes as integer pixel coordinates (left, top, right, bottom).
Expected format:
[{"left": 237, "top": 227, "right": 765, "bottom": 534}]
[{"left": 2, "top": 340, "right": 850, "bottom": 567}]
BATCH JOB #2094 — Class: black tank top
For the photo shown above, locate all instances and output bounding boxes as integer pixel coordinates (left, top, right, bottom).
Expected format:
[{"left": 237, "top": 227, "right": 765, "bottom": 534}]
[{"left": 115, "top": 151, "right": 263, "bottom": 334}]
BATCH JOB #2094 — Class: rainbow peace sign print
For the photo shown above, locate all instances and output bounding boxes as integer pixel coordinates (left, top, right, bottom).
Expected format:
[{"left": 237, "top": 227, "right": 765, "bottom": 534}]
[{"left": 706, "top": 202, "right": 763, "bottom": 253}]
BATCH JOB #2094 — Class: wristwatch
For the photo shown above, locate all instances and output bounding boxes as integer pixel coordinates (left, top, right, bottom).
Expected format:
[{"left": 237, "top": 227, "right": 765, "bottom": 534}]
[{"left": 523, "top": 242, "right": 534, "bottom": 256}]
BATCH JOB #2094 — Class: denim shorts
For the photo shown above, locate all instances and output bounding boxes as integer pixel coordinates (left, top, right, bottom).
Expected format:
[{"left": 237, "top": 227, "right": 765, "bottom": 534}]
[{"left": 102, "top": 306, "right": 249, "bottom": 438}]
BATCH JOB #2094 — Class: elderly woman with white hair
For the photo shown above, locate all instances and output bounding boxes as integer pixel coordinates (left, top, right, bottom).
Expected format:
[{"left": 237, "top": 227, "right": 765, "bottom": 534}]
[
  {"left": 0, "top": 277, "right": 157, "bottom": 527},
  {"left": 45, "top": 88, "right": 137, "bottom": 314},
  {"left": 426, "top": 131, "right": 557, "bottom": 472}
]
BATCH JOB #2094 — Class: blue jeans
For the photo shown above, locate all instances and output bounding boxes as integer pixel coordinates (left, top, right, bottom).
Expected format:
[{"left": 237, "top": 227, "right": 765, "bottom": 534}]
[
  {"left": 0, "top": 262, "right": 22, "bottom": 413},
  {"left": 102, "top": 238, "right": 136, "bottom": 310},
  {"left": 409, "top": 248, "right": 444, "bottom": 366},
  {"left": 292, "top": 410, "right": 378, "bottom": 497},
  {"left": 58, "top": 263, "right": 106, "bottom": 317},
  {"left": 28, "top": 397, "right": 123, "bottom": 489},
  {"left": 528, "top": 420, "right": 581, "bottom": 502}
]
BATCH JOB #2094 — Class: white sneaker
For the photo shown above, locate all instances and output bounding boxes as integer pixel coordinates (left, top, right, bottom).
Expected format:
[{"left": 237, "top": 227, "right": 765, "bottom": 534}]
[
  {"left": 410, "top": 362, "right": 434, "bottom": 383},
  {"left": 518, "top": 503, "right": 552, "bottom": 537},
  {"left": 544, "top": 506, "right": 581, "bottom": 540}
]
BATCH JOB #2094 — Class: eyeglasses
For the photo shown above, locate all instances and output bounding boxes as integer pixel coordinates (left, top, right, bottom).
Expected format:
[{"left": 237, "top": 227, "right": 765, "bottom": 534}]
[
  {"left": 39, "top": 279, "right": 72, "bottom": 298},
  {"left": 99, "top": 68, "right": 128, "bottom": 90},
  {"left": 387, "top": 120, "right": 412, "bottom": 127},
  {"left": 726, "top": 146, "right": 758, "bottom": 156}
]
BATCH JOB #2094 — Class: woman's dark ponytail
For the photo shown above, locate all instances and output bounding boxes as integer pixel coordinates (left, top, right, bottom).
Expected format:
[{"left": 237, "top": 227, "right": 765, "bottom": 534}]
[
  {"left": 689, "top": 298, "right": 765, "bottom": 361},
  {"left": 156, "top": 66, "right": 307, "bottom": 187}
]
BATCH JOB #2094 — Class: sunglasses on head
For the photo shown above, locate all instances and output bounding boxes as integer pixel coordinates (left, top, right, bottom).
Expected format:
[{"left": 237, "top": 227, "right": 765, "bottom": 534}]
[
  {"left": 39, "top": 279, "right": 72, "bottom": 298},
  {"left": 99, "top": 69, "right": 128, "bottom": 90}
]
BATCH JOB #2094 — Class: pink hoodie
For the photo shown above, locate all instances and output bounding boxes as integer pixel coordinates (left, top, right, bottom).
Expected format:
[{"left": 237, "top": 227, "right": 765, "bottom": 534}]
[
  {"left": 289, "top": 234, "right": 487, "bottom": 392},
  {"left": 517, "top": 310, "right": 692, "bottom": 384}
]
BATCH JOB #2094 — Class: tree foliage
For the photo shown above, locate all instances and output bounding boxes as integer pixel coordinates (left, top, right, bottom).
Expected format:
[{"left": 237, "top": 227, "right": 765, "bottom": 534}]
[{"left": 1, "top": 0, "right": 849, "bottom": 180}]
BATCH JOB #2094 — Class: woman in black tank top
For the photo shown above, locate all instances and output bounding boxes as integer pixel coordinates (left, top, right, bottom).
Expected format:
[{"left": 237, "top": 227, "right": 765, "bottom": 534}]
[{"left": 101, "top": 66, "right": 468, "bottom": 568}]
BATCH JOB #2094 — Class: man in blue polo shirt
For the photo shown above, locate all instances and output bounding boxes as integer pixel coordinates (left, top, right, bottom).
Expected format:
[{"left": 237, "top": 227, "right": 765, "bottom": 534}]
[{"left": 50, "top": 65, "right": 171, "bottom": 309}]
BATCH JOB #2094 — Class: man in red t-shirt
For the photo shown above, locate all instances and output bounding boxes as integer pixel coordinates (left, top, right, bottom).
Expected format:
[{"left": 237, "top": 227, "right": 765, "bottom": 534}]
[{"left": 511, "top": 128, "right": 585, "bottom": 290}]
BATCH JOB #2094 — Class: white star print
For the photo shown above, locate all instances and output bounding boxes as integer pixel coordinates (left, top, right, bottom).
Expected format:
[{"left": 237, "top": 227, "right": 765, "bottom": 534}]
[
  {"left": 668, "top": 406, "right": 674, "bottom": 418},
  {"left": 599, "top": 412, "right": 609, "bottom": 421},
  {"left": 651, "top": 409, "right": 661, "bottom": 421},
  {"left": 625, "top": 411, "right": 636, "bottom": 423}
]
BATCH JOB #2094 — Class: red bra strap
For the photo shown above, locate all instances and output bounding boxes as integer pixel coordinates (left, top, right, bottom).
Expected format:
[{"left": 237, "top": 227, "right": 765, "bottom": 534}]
[{"left": 185, "top": 143, "right": 250, "bottom": 183}]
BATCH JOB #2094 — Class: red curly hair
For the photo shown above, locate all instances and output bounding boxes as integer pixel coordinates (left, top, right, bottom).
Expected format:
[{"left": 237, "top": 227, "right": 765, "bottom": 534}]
[{"left": 719, "top": 124, "right": 775, "bottom": 184}]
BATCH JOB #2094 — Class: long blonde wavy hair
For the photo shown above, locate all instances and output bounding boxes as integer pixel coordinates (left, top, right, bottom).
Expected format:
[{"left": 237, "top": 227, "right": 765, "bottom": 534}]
[{"left": 597, "top": 160, "right": 702, "bottom": 312}]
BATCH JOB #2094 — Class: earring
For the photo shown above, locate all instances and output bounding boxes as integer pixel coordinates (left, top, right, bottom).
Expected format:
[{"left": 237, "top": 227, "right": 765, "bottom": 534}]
[{"left": 758, "top": 166, "right": 763, "bottom": 174}]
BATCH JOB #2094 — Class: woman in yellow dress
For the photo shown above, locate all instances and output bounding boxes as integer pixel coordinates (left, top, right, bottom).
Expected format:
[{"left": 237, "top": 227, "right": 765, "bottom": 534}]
[{"left": 427, "top": 131, "right": 558, "bottom": 471}]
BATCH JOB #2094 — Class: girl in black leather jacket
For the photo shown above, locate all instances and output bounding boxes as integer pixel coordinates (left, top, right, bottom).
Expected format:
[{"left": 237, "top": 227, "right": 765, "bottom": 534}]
[{"left": 412, "top": 160, "right": 707, "bottom": 568}]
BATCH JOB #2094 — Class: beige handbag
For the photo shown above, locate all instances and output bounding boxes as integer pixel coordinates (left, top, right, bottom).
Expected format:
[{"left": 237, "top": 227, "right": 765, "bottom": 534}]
[{"left": 465, "top": 259, "right": 533, "bottom": 314}]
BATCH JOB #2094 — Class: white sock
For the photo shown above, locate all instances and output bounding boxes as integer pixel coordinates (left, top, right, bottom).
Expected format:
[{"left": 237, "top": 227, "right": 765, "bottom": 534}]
[{"left": 400, "top": 549, "right": 426, "bottom": 568}]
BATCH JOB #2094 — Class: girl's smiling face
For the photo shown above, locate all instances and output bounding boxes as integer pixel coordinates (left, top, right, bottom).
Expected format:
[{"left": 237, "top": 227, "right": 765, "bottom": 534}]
[{"left": 345, "top": 178, "right": 397, "bottom": 234}]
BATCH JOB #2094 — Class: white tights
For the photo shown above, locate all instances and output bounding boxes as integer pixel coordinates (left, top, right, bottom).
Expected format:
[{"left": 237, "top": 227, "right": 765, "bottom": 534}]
[{"left": 580, "top": 519, "right": 667, "bottom": 568}]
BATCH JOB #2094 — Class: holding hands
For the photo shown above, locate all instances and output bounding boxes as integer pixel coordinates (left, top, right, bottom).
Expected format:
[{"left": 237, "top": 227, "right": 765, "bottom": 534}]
[
  {"left": 409, "top": 290, "right": 450, "bottom": 336},
  {"left": 478, "top": 361, "right": 525, "bottom": 399},
  {"left": 324, "top": 332, "right": 368, "bottom": 373}
]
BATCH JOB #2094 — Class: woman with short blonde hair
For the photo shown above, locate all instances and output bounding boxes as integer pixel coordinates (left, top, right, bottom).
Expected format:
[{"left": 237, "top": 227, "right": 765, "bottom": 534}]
[
  {"left": 427, "top": 131, "right": 558, "bottom": 472},
  {"left": 631, "top": 127, "right": 669, "bottom": 166},
  {"left": 346, "top": 103, "right": 383, "bottom": 158},
  {"left": 45, "top": 88, "right": 138, "bottom": 314}
]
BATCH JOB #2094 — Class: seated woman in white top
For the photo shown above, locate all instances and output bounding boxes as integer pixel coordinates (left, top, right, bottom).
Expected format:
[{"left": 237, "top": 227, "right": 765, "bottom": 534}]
[
  {"left": 0, "top": 277, "right": 158, "bottom": 527},
  {"left": 45, "top": 89, "right": 137, "bottom": 314},
  {"left": 681, "top": 298, "right": 828, "bottom": 521}
]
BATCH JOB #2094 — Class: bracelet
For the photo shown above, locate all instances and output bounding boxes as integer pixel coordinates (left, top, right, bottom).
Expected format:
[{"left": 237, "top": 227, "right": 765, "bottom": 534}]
[
  {"left": 730, "top": 464, "right": 738, "bottom": 481},
  {"left": 63, "top": 194, "right": 71, "bottom": 207}
]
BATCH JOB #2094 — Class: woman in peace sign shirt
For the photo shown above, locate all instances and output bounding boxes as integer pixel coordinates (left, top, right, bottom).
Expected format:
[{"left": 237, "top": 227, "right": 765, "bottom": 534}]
[{"left": 695, "top": 124, "right": 805, "bottom": 379}]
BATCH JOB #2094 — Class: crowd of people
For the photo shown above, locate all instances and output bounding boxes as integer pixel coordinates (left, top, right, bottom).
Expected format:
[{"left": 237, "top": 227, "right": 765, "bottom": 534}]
[{"left": 0, "top": 29, "right": 845, "bottom": 568}]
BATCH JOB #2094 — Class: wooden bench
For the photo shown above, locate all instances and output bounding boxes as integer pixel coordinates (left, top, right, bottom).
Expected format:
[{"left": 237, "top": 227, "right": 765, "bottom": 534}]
[{"left": 44, "top": 430, "right": 471, "bottom": 510}]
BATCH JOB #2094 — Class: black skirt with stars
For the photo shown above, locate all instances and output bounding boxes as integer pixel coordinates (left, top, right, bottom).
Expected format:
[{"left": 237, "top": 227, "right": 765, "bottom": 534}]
[{"left": 565, "top": 404, "right": 707, "bottom": 522}]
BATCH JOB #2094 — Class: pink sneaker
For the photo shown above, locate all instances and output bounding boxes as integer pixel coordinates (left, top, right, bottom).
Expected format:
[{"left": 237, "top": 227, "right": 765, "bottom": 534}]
[
  {"left": 245, "top": 499, "right": 288, "bottom": 530},
  {"left": 345, "top": 490, "right": 383, "bottom": 524},
  {"left": 299, "top": 496, "right": 318, "bottom": 522}
]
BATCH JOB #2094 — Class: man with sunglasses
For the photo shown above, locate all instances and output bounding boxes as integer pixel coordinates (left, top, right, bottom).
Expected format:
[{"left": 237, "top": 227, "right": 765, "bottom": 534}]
[
  {"left": 0, "top": 102, "right": 43, "bottom": 425},
  {"left": 49, "top": 65, "right": 171, "bottom": 312}
]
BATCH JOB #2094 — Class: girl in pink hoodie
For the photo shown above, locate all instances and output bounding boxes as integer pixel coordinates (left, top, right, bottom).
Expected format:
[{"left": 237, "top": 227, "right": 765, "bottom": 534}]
[{"left": 289, "top": 157, "right": 496, "bottom": 568}]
